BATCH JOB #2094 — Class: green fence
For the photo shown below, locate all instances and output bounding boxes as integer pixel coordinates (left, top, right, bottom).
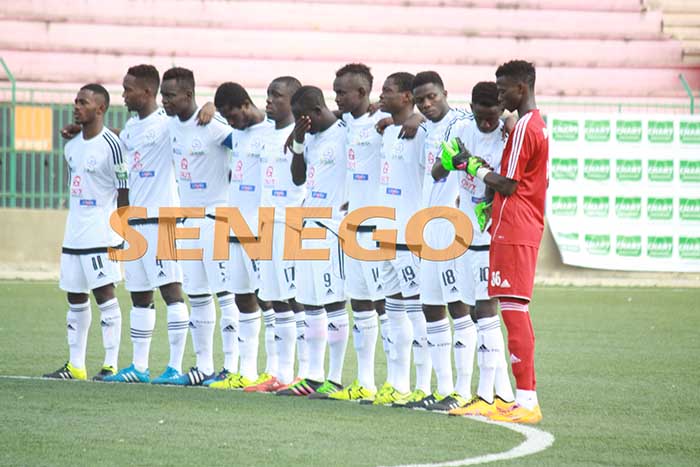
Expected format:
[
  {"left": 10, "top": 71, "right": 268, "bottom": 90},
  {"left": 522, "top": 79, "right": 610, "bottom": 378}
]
[{"left": 0, "top": 89, "right": 695, "bottom": 210}]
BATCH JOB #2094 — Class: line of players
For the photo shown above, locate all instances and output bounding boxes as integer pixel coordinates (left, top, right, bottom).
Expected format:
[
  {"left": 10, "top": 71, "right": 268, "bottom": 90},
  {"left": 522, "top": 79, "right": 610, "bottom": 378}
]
[{"left": 45, "top": 60, "right": 545, "bottom": 424}]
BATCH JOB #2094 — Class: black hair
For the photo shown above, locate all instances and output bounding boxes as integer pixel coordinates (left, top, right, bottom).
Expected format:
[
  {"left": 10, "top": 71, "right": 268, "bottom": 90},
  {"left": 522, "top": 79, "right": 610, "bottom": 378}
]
[
  {"left": 80, "top": 83, "right": 110, "bottom": 110},
  {"left": 335, "top": 63, "right": 373, "bottom": 90},
  {"left": 495, "top": 60, "right": 536, "bottom": 89},
  {"left": 126, "top": 64, "right": 160, "bottom": 94},
  {"left": 162, "top": 67, "right": 195, "bottom": 92},
  {"left": 214, "top": 82, "right": 253, "bottom": 109},
  {"left": 412, "top": 71, "right": 444, "bottom": 91},
  {"left": 290, "top": 86, "right": 327, "bottom": 112},
  {"left": 386, "top": 72, "right": 415, "bottom": 93},
  {"left": 471, "top": 81, "right": 499, "bottom": 107},
  {"left": 271, "top": 76, "right": 302, "bottom": 95}
]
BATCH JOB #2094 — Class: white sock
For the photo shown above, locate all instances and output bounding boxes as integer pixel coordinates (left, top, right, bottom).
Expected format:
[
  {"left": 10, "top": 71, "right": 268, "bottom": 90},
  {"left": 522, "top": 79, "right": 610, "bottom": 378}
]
[
  {"left": 327, "top": 308, "right": 349, "bottom": 384},
  {"left": 263, "top": 309, "right": 278, "bottom": 376},
  {"left": 477, "top": 315, "right": 513, "bottom": 403},
  {"left": 295, "top": 311, "right": 309, "bottom": 379},
  {"left": 304, "top": 309, "right": 327, "bottom": 382},
  {"left": 385, "top": 298, "right": 412, "bottom": 393},
  {"left": 516, "top": 389, "right": 539, "bottom": 410},
  {"left": 378, "top": 314, "right": 392, "bottom": 384},
  {"left": 426, "top": 317, "right": 453, "bottom": 397},
  {"left": 218, "top": 294, "right": 239, "bottom": 372},
  {"left": 275, "top": 311, "right": 296, "bottom": 384},
  {"left": 238, "top": 310, "right": 261, "bottom": 381},
  {"left": 130, "top": 306, "right": 155, "bottom": 372},
  {"left": 67, "top": 301, "right": 91, "bottom": 370},
  {"left": 189, "top": 295, "right": 216, "bottom": 375},
  {"left": 98, "top": 298, "right": 122, "bottom": 369},
  {"left": 166, "top": 301, "right": 189, "bottom": 373},
  {"left": 353, "top": 310, "right": 378, "bottom": 391},
  {"left": 406, "top": 299, "right": 431, "bottom": 393},
  {"left": 453, "top": 315, "right": 477, "bottom": 399}
]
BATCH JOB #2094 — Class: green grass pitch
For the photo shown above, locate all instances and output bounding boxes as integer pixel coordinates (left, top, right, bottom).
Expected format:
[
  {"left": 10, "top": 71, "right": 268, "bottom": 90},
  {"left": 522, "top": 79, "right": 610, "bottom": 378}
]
[{"left": 1, "top": 281, "right": 699, "bottom": 466}]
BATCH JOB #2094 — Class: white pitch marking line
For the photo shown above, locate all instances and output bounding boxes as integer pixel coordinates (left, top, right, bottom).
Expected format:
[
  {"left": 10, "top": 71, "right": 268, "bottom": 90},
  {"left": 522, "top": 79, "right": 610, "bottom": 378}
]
[
  {"left": 1, "top": 375, "right": 555, "bottom": 465},
  {"left": 377, "top": 417, "right": 554, "bottom": 467}
]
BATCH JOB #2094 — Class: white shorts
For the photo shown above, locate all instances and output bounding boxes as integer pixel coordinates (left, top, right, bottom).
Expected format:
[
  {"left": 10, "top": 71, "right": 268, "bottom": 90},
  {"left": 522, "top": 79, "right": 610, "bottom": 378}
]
[
  {"left": 295, "top": 220, "right": 345, "bottom": 307},
  {"left": 459, "top": 248, "right": 490, "bottom": 306},
  {"left": 381, "top": 249, "right": 421, "bottom": 298},
  {"left": 258, "top": 221, "right": 296, "bottom": 302},
  {"left": 420, "top": 220, "right": 464, "bottom": 305},
  {"left": 59, "top": 249, "right": 122, "bottom": 294},
  {"left": 124, "top": 223, "right": 183, "bottom": 292},
  {"left": 345, "top": 230, "right": 383, "bottom": 301},
  {"left": 179, "top": 216, "right": 230, "bottom": 296},
  {"left": 228, "top": 241, "right": 260, "bottom": 294}
]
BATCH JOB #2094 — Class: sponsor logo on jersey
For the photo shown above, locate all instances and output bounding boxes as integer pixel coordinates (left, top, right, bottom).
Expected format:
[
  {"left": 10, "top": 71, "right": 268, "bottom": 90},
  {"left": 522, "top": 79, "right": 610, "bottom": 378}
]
[
  {"left": 616, "top": 235, "right": 642, "bottom": 257},
  {"left": 647, "top": 121, "right": 674, "bottom": 143},
  {"left": 272, "top": 190, "right": 287, "bottom": 197},
  {"left": 679, "top": 198, "right": 700, "bottom": 221},
  {"left": 680, "top": 160, "right": 700, "bottom": 183},
  {"left": 647, "top": 198, "right": 673, "bottom": 220},
  {"left": 353, "top": 173, "right": 368, "bottom": 181},
  {"left": 311, "top": 191, "right": 327, "bottom": 199},
  {"left": 679, "top": 237, "right": 700, "bottom": 259},
  {"left": 239, "top": 184, "right": 256, "bottom": 192},
  {"left": 139, "top": 170, "right": 155, "bottom": 178},
  {"left": 615, "top": 197, "right": 641, "bottom": 219},
  {"left": 386, "top": 187, "right": 402, "bottom": 196},
  {"left": 616, "top": 120, "right": 643, "bottom": 143},
  {"left": 647, "top": 160, "right": 674, "bottom": 182},
  {"left": 616, "top": 159, "right": 642, "bottom": 182},
  {"left": 551, "top": 119, "right": 579, "bottom": 141},
  {"left": 584, "top": 159, "right": 610, "bottom": 181},
  {"left": 584, "top": 120, "right": 611, "bottom": 142},
  {"left": 585, "top": 234, "right": 611, "bottom": 255},
  {"left": 647, "top": 236, "right": 673, "bottom": 258},
  {"left": 190, "top": 182, "right": 207, "bottom": 190},
  {"left": 680, "top": 121, "right": 700, "bottom": 144},
  {"left": 79, "top": 199, "right": 96, "bottom": 206}
]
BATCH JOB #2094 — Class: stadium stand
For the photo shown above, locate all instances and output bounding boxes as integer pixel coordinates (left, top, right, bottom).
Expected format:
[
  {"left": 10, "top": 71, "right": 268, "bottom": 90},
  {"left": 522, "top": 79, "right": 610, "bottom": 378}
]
[{"left": 0, "top": 0, "right": 698, "bottom": 98}]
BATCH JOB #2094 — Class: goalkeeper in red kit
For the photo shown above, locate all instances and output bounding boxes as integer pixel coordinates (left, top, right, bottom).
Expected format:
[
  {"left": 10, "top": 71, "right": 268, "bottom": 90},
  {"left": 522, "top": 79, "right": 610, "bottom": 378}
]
[{"left": 441, "top": 60, "right": 548, "bottom": 423}]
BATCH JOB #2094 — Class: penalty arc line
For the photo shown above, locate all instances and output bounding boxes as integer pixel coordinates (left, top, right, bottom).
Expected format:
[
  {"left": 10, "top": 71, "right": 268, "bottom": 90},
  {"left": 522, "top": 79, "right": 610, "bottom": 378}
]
[
  {"left": 1, "top": 375, "right": 554, "bottom": 465},
  {"left": 377, "top": 417, "right": 554, "bottom": 467}
]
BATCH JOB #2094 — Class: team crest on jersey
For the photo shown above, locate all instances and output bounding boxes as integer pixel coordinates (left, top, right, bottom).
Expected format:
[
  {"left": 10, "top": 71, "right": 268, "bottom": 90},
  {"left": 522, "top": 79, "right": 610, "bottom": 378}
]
[
  {"left": 145, "top": 129, "right": 157, "bottom": 145},
  {"left": 85, "top": 156, "right": 98, "bottom": 172},
  {"left": 190, "top": 138, "right": 205, "bottom": 156},
  {"left": 249, "top": 139, "right": 264, "bottom": 157},
  {"left": 319, "top": 147, "right": 335, "bottom": 165},
  {"left": 391, "top": 141, "right": 405, "bottom": 159}
]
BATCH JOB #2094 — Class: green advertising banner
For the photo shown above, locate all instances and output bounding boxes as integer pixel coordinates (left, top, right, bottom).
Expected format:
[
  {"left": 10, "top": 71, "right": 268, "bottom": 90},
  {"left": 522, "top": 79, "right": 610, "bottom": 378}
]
[{"left": 547, "top": 113, "right": 700, "bottom": 272}]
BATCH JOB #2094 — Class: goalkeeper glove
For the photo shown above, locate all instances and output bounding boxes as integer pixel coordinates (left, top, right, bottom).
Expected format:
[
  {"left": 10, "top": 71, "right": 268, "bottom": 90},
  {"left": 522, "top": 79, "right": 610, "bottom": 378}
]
[
  {"left": 440, "top": 137, "right": 469, "bottom": 171},
  {"left": 475, "top": 200, "right": 492, "bottom": 232}
]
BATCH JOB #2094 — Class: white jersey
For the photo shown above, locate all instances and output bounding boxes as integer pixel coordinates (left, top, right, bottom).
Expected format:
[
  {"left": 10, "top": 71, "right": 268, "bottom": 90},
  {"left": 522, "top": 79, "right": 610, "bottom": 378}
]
[
  {"left": 229, "top": 118, "right": 273, "bottom": 232},
  {"left": 168, "top": 108, "right": 232, "bottom": 210},
  {"left": 422, "top": 108, "right": 467, "bottom": 209},
  {"left": 445, "top": 114, "right": 505, "bottom": 246},
  {"left": 343, "top": 110, "right": 389, "bottom": 211},
  {"left": 63, "top": 127, "right": 127, "bottom": 249},
  {"left": 302, "top": 119, "right": 347, "bottom": 219},
  {"left": 120, "top": 108, "right": 179, "bottom": 217},
  {"left": 260, "top": 123, "right": 306, "bottom": 221},
  {"left": 378, "top": 121, "right": 428, "bottom": 243}
]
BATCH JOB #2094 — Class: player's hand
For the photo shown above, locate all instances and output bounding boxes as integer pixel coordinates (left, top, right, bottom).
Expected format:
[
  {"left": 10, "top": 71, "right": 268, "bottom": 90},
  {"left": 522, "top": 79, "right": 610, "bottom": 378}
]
[
  {"left": 475, "top": 201, "right": 492, "bottom": 232},
  {"left": 293, "top": 116, "right": 311, "bottom": 143},
  {"left": 375, "top": 117, "right": 392, "bottom": 135},
  {"left": 399, "top": 113, "right": 425, "bottom": 140},
  {"left": 440, "top": 137, "right": 470, "bottom": 171},
  {"left": 196, "top": 102, "right": 215, "bottom": 126},
  {"left": 60, "top": 124, "right": 81, "bottom": 140},
  {"left": 368, "top": 101, "right": 381, "bottom": 116}
]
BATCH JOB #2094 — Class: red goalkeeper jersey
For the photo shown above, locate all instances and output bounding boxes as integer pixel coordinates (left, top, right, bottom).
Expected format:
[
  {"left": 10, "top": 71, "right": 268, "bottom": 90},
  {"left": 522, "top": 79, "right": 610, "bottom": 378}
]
[{"left": 490, "top": 109, "right": 549, "bottom": 247}]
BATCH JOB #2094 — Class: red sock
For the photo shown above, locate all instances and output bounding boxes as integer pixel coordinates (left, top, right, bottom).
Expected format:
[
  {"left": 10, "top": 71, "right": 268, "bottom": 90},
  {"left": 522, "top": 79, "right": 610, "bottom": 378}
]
[{"left": 500, "top": 298, "right": 536, "bottom": 391}]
